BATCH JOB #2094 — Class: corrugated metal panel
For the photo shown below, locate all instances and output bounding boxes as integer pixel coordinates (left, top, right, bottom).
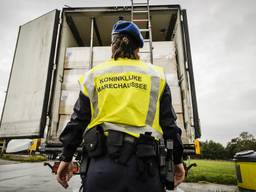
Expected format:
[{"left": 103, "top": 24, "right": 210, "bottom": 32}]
[{"left": 0, "top": 10, "right": 60, "bottom": 138}]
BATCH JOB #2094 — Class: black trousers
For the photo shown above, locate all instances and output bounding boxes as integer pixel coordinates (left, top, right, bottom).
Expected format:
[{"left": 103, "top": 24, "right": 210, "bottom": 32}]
[{"left": 82, "top": 154, "right": 164, "bottom": 192}]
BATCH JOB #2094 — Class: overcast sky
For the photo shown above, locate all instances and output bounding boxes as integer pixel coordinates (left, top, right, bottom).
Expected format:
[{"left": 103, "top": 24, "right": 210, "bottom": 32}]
[{"left": 0, "top": 0, "right": 255, "bottom": 145}]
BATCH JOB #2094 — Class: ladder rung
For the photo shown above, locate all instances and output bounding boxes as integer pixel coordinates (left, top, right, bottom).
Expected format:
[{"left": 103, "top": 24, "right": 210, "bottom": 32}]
[
  {"left": 144, "top": 39, "right": 150, "bottom": 42},
  {"left": 132, "top": 10, "right": 148, "bottom": 13},
  {"left": 132, "top": 3, "right": 148, "bottom": 6},
  {"left": 133, "top": 19, "right": 149, "bottom": 22},
  {"left": 140, "top": 29, "right": 150, "bottom": 32}
]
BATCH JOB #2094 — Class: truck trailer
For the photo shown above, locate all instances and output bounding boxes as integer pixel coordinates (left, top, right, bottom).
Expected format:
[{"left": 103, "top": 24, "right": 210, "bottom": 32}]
[{"left": 0, "top": 4, "right": 201, "bottom": 157}]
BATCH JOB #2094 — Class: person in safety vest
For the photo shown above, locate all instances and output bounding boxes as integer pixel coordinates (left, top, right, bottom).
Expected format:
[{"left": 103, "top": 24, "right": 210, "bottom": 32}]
[{"left": 56, "top": 20, "right": 185, "bottom": 192}]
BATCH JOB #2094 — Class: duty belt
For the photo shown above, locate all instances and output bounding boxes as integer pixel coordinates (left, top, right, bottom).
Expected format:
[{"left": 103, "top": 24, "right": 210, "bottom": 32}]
[{"left": 83, "top": 127, "right": 158, "bottom": 164}]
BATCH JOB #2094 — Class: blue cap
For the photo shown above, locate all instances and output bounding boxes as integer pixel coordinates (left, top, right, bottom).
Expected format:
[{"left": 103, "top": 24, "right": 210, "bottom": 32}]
[{"left": 112, "top": 20, "right": 144, "bottom": 48}]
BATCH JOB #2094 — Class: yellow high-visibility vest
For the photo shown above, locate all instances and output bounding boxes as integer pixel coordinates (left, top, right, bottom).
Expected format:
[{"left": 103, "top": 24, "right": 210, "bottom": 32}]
[{"left": 79, "top": 58, "right": 166, "bottom": 139}]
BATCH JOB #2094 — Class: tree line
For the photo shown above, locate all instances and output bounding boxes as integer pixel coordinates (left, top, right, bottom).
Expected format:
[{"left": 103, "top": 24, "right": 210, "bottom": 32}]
[{"left": 199, "top": 132, "right": 256, "bottom": 160}]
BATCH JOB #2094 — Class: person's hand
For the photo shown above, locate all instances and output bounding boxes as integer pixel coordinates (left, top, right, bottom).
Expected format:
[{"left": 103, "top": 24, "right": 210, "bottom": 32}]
[
  {"left": 56, "top": 161, "right": 73, "bottom": 189},
  {"left": 174, "top": 163, "right": 185, "bottom": 187}
]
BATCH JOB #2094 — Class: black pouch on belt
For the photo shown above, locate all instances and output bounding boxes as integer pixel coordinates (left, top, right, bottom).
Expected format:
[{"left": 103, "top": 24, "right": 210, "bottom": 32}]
[
  {"left": 83, "top": 126, "right": 106, "bottom": 158},
  {"left": 136, "top": 133, "right": 157, "bottom": 158},
  {"left": 107, "top": 130, "right": 124, "bottom": 159},
  {"left": 136, "top": 133, "right": 157, "bottom": 178}
]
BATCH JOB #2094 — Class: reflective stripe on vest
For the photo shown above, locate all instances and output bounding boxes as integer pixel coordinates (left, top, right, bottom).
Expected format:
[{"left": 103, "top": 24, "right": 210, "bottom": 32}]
[
  {"left": 79, "top": 59, "right": 166, "bottom": 139},
  {"left": 101, "top": 122, "right": 163, "bottom": 140}
]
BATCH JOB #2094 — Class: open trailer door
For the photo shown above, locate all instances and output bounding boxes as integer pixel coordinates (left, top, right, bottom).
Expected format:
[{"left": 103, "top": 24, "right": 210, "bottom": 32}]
[
  {"left": 181, "top": 9, "right": 201, "bottom": 139},
  {"left": 0, "top": 10, "right": 60, "bottom": 138}
]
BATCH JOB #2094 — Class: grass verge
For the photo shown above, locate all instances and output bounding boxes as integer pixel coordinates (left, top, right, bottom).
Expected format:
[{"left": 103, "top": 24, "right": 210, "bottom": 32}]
[
  {"left": 185, "top": 159, "right": 237, "bottom": 185},
  {"left": 1, "top": 154, "right": 47, "bottom": 162}
]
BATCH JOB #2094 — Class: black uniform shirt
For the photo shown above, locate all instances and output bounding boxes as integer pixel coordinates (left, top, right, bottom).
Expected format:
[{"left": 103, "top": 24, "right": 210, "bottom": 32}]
[{"left": 59, "top": 83, "right": 184, "bottom": 164}]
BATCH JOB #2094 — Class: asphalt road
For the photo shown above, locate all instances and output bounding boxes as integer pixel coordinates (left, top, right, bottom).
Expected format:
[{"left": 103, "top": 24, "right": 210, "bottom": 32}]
[
  {"left": 0, "top": 159, "right": 238, "bottom": 192},
  {"left": 0, "top": 160, "right": 81, "bottom": 192}
]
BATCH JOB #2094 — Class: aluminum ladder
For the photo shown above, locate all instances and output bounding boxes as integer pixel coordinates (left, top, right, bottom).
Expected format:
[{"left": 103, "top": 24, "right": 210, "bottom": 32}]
[{"left": 131, "top": 0, "right": 153, "bottom": 64}]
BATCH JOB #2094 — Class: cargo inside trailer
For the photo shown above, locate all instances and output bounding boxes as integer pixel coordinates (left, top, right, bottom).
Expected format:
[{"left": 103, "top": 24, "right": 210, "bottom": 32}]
[{"left": 46, "top": 6, "right": 196, "bottom": 149}]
